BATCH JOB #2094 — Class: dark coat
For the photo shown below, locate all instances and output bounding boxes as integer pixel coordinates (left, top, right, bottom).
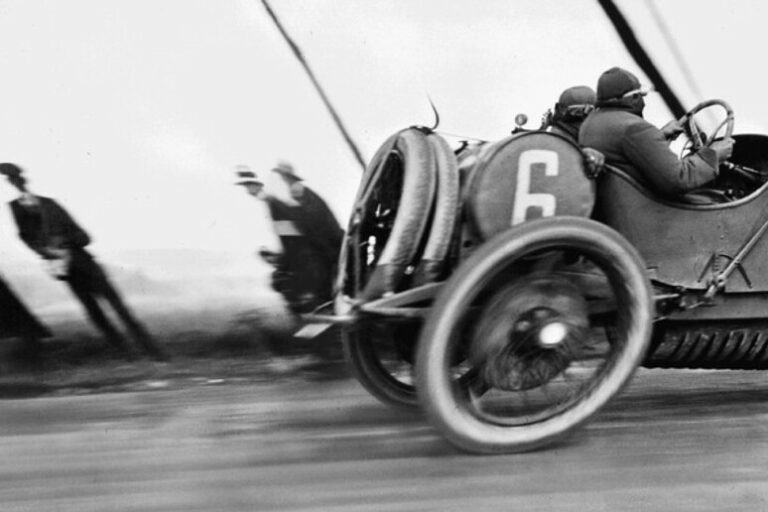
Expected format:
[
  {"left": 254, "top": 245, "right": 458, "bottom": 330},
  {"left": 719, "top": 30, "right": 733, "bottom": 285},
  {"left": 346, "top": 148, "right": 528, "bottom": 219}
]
[
  {"left": 294, "top": 185, "right": 343, "bottom": 265},
  {"left": 579, "top": 107, "right": 719, "bottom": 196},
  {"left": 9, "top": 196, "right": 98, "bottom": 278},
  {"left": 261, "top": 194, "right": 334, "bottom": 312},
  {"left": 548, "top": 121, "right": 580, "bottom": 145},
  {"left": 10, "top": 196, "right": 90, "bottom": 257},
  {"left": 263, "top": 195, "right": 303, "bottom": 237}
]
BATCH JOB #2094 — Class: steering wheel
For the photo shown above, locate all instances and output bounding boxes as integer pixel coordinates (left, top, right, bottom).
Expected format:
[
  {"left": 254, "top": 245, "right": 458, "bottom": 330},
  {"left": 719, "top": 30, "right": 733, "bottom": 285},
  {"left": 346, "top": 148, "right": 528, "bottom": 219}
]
[
  {"left": 678, "top": 99, "right": 767, "bottom": 192},
  {"left": 677, "top": 99, "right": 734, "bottom": 151}
]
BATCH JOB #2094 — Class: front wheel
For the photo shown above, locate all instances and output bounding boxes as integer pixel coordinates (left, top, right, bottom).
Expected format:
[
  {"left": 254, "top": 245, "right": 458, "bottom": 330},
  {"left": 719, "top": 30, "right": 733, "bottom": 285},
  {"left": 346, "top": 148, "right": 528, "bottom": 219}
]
[{"left": 415, "top": 217, "right": 653, "bottom": 453}]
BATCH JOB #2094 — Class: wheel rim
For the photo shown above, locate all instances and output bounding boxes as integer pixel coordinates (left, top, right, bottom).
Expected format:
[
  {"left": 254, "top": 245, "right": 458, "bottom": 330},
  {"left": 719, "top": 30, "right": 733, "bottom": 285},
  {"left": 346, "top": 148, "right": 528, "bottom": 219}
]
[
  {"left": 417, "top": 218, "right": 653, "bottom": 452},
  {"left": 342, "top": 321, "right": 419, "bottom": 407},
  {"left": 464, "top": 273, "right": 599, "bottom": 426}
]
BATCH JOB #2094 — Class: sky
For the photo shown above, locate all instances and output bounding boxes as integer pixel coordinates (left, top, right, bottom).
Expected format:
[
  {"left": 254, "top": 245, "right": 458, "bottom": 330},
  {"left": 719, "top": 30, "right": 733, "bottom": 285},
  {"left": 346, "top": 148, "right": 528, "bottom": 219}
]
[{"left": 0, "top": 0, "right": 766, "bottom": 313}]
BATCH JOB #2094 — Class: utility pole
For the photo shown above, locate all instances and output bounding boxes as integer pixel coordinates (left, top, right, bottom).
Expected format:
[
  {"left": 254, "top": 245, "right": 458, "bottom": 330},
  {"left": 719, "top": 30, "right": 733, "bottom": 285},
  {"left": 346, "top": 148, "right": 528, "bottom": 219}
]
[
  {"left": 261, "top": 0, "right": 367, "bottom": 171},
  {"left": 597, "top": 0, "right": 686, "bottom": 118}
]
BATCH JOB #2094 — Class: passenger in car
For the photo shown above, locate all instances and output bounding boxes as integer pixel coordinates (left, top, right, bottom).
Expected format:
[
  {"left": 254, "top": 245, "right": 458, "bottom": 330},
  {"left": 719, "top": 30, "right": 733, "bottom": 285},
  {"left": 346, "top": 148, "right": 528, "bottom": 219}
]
[
  {"left": 543, "top": 85, "right": 605, "bottom": 177},
  {"left": 543, "top": 85, "right": 597, "bottom": 145},
  {"left": 579, "top": 67, "right": 734, "bottom": 201}
]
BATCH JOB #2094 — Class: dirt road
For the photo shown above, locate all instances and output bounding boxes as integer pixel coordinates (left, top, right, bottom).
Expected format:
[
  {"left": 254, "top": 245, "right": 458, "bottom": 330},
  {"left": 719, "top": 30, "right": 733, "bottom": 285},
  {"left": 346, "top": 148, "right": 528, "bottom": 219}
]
[{"left": 2, "top": 368, "right": 767, "bottom": 511}]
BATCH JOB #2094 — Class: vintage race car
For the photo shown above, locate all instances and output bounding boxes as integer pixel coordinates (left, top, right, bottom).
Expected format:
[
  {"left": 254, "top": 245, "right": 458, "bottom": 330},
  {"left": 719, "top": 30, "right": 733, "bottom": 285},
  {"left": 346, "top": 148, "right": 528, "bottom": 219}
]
[{"left": 326, "top": 99, "right": 768, "bottom": 454}]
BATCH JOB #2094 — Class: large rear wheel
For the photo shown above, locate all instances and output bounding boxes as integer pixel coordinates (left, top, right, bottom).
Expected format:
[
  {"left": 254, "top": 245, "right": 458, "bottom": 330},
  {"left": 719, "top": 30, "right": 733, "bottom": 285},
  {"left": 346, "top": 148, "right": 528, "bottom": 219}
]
[{"left": 416, "top": 217, "right": 653, "bottom": 453}]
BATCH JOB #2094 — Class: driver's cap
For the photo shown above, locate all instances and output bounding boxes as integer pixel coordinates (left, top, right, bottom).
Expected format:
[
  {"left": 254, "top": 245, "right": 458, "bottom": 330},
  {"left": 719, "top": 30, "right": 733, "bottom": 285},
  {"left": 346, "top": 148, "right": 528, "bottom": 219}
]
[{"left": 597, "top": 67, "right": 647, "bottom": 101}]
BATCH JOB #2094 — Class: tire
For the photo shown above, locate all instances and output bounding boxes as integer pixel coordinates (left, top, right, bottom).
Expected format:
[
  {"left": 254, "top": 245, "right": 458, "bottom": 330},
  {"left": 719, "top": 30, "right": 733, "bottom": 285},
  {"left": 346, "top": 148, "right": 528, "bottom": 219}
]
[
  {"left": 415, "top": 217, "right": 653, "bottom": 453},
  {"left": 348, "top": 128, "right": 437, "bottom": 301},
  {"left": 412, "top": 133, "right": 460, "bottom": 285},
  {"left": 342, "top": 321, "right": 420, "bottom": 409}
]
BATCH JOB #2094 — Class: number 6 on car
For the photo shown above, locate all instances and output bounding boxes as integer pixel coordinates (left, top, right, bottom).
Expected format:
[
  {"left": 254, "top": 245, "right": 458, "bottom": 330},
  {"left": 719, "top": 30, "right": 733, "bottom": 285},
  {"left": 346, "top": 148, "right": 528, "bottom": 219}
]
[
  {"left": 511, "top": 149, "right": 559, "bottom": 225},
  {"left": 465, "top": 132, "right": 595, "bottom": 241}
]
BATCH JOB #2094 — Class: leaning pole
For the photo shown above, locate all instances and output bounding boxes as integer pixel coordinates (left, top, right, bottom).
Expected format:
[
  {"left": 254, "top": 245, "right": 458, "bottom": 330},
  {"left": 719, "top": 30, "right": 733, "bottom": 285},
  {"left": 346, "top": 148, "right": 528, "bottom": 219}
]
[
  {"left": 597, "top": 0, "right": 686, "bottom": 118},
  {"left": 261, "top": 0, "right": 367, "bottom": 172}
]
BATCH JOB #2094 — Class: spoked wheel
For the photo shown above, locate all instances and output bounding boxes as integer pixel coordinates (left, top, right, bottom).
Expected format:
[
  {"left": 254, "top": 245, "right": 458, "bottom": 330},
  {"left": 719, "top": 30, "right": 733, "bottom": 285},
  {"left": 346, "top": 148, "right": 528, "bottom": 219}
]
[
  {"left": 336, "top": 128, "right": 444, "bottom": 408},
  {"left": 416, "top": 217, "right": 653, "bottom": 453}
]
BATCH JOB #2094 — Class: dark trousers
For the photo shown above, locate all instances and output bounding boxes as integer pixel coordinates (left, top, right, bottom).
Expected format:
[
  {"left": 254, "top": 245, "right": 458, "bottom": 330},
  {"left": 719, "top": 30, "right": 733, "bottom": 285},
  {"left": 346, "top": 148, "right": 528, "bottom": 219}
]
[{"left": 64, "top": 253, "right": 161, "bottom": 358}]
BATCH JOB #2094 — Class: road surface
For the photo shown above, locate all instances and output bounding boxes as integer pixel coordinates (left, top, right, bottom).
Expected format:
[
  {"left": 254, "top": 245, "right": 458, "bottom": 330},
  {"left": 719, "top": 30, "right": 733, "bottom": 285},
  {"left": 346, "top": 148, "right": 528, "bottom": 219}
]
[{"left": 1, "top": 368, "right": 767, "bottom": 511}]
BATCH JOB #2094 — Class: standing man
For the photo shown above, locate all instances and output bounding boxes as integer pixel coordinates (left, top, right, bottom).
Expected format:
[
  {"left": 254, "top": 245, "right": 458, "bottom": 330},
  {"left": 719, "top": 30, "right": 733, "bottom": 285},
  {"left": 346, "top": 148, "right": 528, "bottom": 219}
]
[
  {"left": 271, "top": 160, "right": 344, "bottom": 291},
  {"left": 235, "top": 167, "right": 326, "bottom": 313},
  {"left": 0, "top": 163, "right": 165, "bottom": 360},
  {"left": 579, "top": 67, "right": 734, "bottom": 201}
]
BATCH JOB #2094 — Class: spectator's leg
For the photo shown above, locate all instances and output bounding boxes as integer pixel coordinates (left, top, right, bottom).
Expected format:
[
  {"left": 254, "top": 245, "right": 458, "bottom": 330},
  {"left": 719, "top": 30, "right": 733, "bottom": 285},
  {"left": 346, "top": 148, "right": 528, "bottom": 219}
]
[
  {"left": 97, "top": 276, "right": 167, "bottom": 361},
  {"left": 67, "top": 278, "right": 129, "bottom": 351}
]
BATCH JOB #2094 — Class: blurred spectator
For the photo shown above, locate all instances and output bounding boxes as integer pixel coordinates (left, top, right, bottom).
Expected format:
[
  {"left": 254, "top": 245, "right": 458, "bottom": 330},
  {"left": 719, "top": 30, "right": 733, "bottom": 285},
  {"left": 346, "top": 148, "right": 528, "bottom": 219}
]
[
  {"left": 271, "top": 161, "right": 343, "bottom": 299},
  {"left": 236, "top": 166, "right": 333, "bottom": 314},
  {"left": 0, "top": 163, "right": 166, "bottom": 360}
]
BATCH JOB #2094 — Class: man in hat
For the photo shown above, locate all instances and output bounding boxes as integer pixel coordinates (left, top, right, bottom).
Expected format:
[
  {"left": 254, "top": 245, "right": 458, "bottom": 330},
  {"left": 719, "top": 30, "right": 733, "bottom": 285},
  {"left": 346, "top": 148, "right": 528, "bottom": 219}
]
[
  {"left": 271, "top": 160, "right": 344, "bottom": 276},
  {"left": 543, "top": 85, "right": 605, "bottom": 176},
  {"left": 235, "top": 166, "right": 267, "bottom": 199},
  {"left": 0, "top": 163, "right": 165, "bottom": 360},
  {"left": 235, "top": 166, "right": 303, "bottom": 242},
  {"left": 544, "top": 85, "right": 598, "bottom": 144},
  {"left": 579, "top": 66, "right": 734, "bottom": 201},
  {"left": 235, "top": 166, "right": 327, "bottom": 314}
]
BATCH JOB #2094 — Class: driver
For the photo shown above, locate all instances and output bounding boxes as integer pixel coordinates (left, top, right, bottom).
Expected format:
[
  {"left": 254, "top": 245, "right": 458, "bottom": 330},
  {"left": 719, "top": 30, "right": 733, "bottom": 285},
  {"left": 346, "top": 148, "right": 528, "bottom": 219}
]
[{"left": 579, "top": 67, "right": 734, "bottom": 201}]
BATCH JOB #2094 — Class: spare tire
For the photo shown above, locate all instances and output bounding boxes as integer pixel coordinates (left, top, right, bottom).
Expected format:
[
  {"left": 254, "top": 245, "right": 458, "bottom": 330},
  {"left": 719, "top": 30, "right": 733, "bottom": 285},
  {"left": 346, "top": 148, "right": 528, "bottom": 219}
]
[
  {"left": 338, "top": 127, "right": 438, "bottom": 301},
  {"left": 412, "top": 133, "right": 461, "bottom": 285}
]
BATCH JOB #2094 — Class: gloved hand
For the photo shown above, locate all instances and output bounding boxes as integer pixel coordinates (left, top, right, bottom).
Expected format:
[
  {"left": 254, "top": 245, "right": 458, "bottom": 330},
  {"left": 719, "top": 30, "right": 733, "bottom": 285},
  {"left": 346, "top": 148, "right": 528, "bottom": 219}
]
[
  {"left": 711, "top": 137, "right": 735, "bottom": 163},
  {"left": 660, "top": 119, "right": 685, "bottom": 141},
  {"left": 582, "top": 147, "right": 605, "bottom": 178}
]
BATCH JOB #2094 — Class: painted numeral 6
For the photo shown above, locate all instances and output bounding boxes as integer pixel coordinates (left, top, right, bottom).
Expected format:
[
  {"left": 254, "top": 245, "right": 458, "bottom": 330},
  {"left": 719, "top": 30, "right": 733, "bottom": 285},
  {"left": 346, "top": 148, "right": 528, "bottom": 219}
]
[{"left": 511, "top": 149, "right": 559, "bottom": 225}]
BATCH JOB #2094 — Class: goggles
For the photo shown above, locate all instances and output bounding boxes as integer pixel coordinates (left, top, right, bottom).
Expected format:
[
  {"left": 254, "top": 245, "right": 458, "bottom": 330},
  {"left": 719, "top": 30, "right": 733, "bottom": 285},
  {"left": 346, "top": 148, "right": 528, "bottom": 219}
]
[
  {"left": 621, "top": 87, "right": 652, "bottom": 99},
  {"left": 562, "top": 104, "right": 595, "bottom": 117}
]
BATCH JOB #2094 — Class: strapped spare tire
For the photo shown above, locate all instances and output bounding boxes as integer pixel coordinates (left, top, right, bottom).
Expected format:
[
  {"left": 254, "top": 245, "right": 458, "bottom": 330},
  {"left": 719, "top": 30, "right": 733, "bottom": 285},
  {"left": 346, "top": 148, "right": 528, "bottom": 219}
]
[
  {"left": 411, "top": 133, "right": 460, "bottom": 286},
  {"left": 339, "top": 127, "right": 441, "bottom": 302}
]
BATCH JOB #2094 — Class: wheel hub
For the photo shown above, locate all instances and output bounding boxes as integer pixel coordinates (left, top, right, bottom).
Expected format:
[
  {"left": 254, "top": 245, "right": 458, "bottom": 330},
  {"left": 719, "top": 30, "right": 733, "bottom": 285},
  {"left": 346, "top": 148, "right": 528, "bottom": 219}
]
[
  {"left": 469, "top": 275, "right": 589, "bottom": 391},
  {"left": 537, "top": 320, "right": 569, "bottom": 348}
]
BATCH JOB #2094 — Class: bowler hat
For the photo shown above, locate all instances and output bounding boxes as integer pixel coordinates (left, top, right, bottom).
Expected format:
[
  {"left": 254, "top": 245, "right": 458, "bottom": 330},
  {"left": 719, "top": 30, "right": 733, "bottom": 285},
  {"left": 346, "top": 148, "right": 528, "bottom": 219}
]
[
  {"left": 271, "top": 160, "right": 303, "bottom": 181},
  {"left": 596, "top": 67, "right": 647, "bottom": 101},
  {"left": 0, "top": 162, "right": 23, "bottom": 178},
  {"left": 234, "top": 168, "right": 263, "bottom": 187}
]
